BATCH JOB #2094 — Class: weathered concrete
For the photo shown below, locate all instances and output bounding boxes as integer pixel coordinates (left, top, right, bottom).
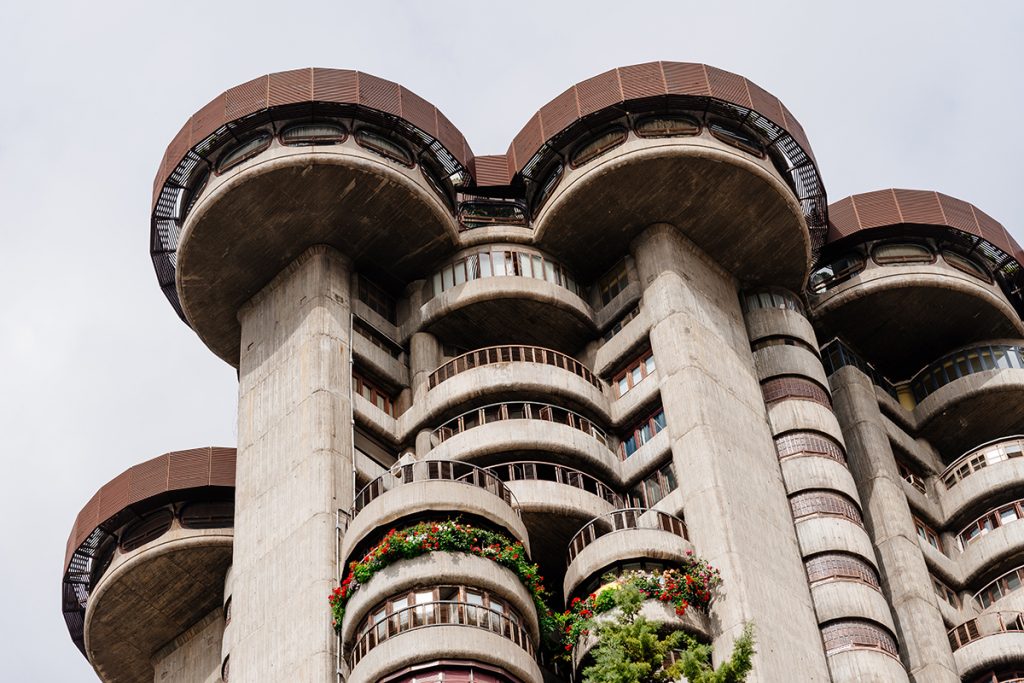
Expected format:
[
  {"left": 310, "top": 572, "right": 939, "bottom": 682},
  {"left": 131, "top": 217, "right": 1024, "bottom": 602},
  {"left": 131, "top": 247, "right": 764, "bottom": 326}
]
[
  {"left": 744, "top": 307, "right": 820, "bottom": 350},
  {"left": 231, "top": 246, "right": 353, "bottom": 683},
  {"left": 631, "top": 224, "right": 831, "bottom": 682},
  {"left": 830, "top": 366, "right": 959, "bottom": 683},
  {"left": 151, "top": 611, "right": 225, "bottom": 683},
  {"left": 951, "top": 631, "right": 1024, "bottom": 680},
  {"left": 810, "top": 582, "right": 897, "bottom": 630},
  {"left": 563, "top": 527, "right": 695, "bottom": 599},
  {"left": 826, "top": 649, "right": 911, "bottom": 683}
]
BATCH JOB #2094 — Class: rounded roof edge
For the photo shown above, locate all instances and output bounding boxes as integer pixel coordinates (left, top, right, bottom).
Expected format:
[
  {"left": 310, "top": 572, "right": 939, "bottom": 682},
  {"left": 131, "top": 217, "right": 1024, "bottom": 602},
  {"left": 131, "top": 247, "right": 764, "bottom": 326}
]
[
  {"left": 504, "top": 60, "right": 819, "bottom": 177},
  {"left": 152, "top": 67, "right": 474, "bottom": 209},
  {"left": 826, "top": 189, "right": 1023, "bottom": 263}
]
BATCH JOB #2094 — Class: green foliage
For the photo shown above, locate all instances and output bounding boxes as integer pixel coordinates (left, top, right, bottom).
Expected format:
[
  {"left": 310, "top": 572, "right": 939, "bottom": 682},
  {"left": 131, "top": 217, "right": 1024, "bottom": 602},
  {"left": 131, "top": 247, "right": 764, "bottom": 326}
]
[{"left": 581, "top": 584, "right": 755, "bottom": 683}]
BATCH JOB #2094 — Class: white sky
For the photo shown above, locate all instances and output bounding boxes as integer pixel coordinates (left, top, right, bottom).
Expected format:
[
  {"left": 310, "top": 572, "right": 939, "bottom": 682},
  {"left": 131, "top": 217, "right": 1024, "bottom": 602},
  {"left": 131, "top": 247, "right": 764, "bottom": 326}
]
[{"left": 1, "top": 1, "right": 1022, "bottom": 679}]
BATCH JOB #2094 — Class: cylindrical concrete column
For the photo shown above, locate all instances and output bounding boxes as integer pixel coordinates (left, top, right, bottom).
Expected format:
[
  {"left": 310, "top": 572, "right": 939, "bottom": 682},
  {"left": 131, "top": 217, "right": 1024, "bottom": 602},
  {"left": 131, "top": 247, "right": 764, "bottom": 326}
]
[
  {"left": 829, "top": 366, "right": 959, "bottom": 683},
  {"left": 231, "top": 245, "right": 354, "bottom": 682},
  {"left": 409, "top": 331, "right": 440, "bottom": 402},
  {"left": 630, "top": 224, "right": 831, "bottom": 682}
]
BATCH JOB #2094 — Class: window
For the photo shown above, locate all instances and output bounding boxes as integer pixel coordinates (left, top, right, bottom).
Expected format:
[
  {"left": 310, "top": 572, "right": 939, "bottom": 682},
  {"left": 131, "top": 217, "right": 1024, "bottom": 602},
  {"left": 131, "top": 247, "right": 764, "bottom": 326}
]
[
  {"left": 179, "top": 501, "right": 234, "bottom": 529},
  {"left": 602, "top": 306, "right": 641, "bottom": 342},
  {"left": 911, "top": 345, "right": 1024, "bottom": 402},
  {"left": 943, "top": 438, "right": 1024, "bottom": 489},
  {"left": 354, "top": 318, "right": 403, "bottom": 360},
  {"left": 805, "top": 553, "right": 880, "bottom": 588},
  {"left": 355, "top": 129, "right": 414, "bottom": 167},
  {"left": 976, "top": 566, "right": 1024, "bottom": 609},
  {"left": 430, "top": 248, "right": 581, "bottom": 298},
  {"left": 628, "top": 462, "right": 678, "bottom": 508},
  {"left": 708, "top": 122, "right": 765, "bottom": 157},
  {"left": 872, "top": 242, "right": 934, "bottom": 265},
  {"left": 120, "top": 508, "right": 174, "bottom": 552},
  {"left": 614, "top": 350, "right": 656, "bottom": 397},
  {"left": 896, "top": 460, "right": 926, "bottom": 495},
  {"left": 943, "top": 250, "right": 992, "bottom": 282},
  {"left": 821, "top": 620, "right": 899, "bottom": 658},
  {"left": 458, "top": 201, "right": 527, "bottom": 229},
  {"left": 534, "top": 161, "right": 563, "bottom": 211},
  {"left": 774, "top": 431, "right": 847, "bottom": 465},
  {"left": 790, "top": 491, "right": 863, "bottom": 525},
  {"left": 357, "top": 276, "right": 398, "bottom": 324},
  {"left": 597, "top": 260, "right": 630, "bottom": 306},
  {"left": 761, "top": 376, "right": 831, "bottom": 408},
  {"left": 353, "top": 371, "right": 396, "bottom": 416},
  {"left": 280, "top": 122, "right": 347, "bottom": 146},
  {"left": 914, "top": 516, "right": 942, "bottom": 552},
  {"left": 740, "top": 289, "right": 804, "bottom": 314},
  {"left": 217, "top": 133, "right": 271, "bottom": 173},
  {"left": 570, "top": 126, "right": 628, "bottom": 167},
  {"left": 809, "top": 253, "right": 865, "bottom": 293},
  {"left": 634, "top": 114, "right": 701, "bottom": 138},
  {"left": 958, "top": 499, "right": 1024, "bottom": 549},
  {"left": 933, "top": 576, "right": 959, "bottom": 608},
  {"left": 620, "top": 407, "right": 667, "bottom": 458}
]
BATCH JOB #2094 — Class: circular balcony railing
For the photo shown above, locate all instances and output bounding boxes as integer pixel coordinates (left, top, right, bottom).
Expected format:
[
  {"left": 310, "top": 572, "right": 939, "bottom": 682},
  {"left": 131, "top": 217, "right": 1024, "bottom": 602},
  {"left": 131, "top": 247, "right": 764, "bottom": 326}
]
[
  {"left": 486, "top": 461, "right": 623, "bottom": 507},
  {"left": 566, "top": 508, "right": 688, "bottom": 565},
  {"left": 353, "top": 461, "right": 518, "bottom": 515},
  {"left": 942, "top": 436, "right": 1024, "bottom": 489},
  {"left": 948, "top": 611, "right": 1024, "bottom": 651},
  {"left": 349, "top": 600, "right": 534, "bottom": 667},
  {"left": 429, "top": 345, "right": 600, "bottom": 390},
  {"left": 911, "top": 344, "right": 1024, "bottom": 403},
  {"left": 430, "top": 401, "right": 609, "bottom": 450}
]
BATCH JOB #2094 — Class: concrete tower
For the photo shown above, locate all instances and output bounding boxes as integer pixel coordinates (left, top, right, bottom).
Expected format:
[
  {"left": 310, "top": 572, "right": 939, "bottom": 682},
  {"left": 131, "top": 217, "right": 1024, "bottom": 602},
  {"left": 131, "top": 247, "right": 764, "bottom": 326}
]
[{"left": 62, "top": 64, "right": 1024, "bottom": 683}]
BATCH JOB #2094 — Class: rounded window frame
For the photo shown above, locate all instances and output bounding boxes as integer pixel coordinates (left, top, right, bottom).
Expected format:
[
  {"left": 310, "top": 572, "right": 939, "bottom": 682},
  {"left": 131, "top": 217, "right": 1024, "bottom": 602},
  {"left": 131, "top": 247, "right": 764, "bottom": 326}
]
[
  {"left": 278, "top": 121, "right": 348, "bottom": 147},
  {"left": 870, "top": 241, "right": 936, "bottom": 266},
  {"left": 633, "top": 113, "right": 702, "bottom": 139},
  {"left": 569, "top": 125, "right": 629, "bottom": 168},
  {"left": 354, "top": 128, "right": 416, "bottom": 168},
  {"left": 119, "top": 508, "right": 175, "bottom": 552},
  {"left": 707, "top": 119, "right": 766, "bottom": 158},
  {"left": 215, "top": 132, "right": 273, "bottom": 175},
  {"left": 942, "top": 249, "right": 993, "bottom": 283}
]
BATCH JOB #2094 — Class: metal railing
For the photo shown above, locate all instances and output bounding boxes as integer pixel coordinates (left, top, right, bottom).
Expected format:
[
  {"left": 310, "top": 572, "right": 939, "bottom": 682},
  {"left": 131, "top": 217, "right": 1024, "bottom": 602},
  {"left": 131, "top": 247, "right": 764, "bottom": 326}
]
[
  {"left": 353, "top": 461, "right": 517, "bottom": 515},
  {"left": 566, "top": 508, "right": 687, "bottom": 564},
  {"left": 820, "top": 338, "right": 899, "bottom": 400},
  {"left": 430, "top": 401, "right": 609, "bottom": 450},
  {"left": 458, "top": 200, "right": 529, "bottom": 230},
  {"left": 429, "top": 345, "right": 600, "bottom": 390},
  {"left": 942, "top": 436, "right": 1024, "bottom": 489},
  {"left": 948, "top": 611, "right": 1024, "bottom": 651},
  {"left": 350, "top": 601, "right": 534, "bottom": 666},
  {"left": 486, "top": 461, "right": 623, "bottom": 507},
  {"left": 911, "top": 344, "right": 1024, "bottom": 403}
]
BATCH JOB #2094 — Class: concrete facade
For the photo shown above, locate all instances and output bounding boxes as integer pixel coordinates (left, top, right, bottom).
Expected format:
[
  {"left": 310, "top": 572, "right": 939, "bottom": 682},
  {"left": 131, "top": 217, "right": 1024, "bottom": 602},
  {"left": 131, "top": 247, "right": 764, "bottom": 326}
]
[{"left": 62, "top": 63, "right": 1024, "bottom": 683}]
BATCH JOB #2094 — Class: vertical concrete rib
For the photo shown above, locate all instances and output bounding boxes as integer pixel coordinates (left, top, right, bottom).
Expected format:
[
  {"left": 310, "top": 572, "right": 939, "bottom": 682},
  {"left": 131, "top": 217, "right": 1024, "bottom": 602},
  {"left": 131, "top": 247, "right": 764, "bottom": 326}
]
[
  {"left": 630, "top": 224, "right": 831, "bottom": 682},
  {"left": 231, "top": 246, "right": 353, "bottom": 683},
  {"left": 829, "top": 366, "right": 959, "bottom": 683}
]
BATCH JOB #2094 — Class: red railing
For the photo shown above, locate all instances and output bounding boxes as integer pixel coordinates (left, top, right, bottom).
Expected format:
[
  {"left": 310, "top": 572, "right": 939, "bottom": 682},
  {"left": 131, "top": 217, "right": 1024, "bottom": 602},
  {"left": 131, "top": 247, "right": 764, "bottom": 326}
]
[{"left": 948, "top": 611, "right": 1024, "bottom": 651}]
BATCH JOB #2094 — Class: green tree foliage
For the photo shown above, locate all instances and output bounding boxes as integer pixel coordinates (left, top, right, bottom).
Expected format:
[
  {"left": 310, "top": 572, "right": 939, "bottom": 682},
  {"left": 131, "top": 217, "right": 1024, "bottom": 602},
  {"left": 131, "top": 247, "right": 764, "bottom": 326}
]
[{"left": 582, "top": 584, "right": 755, "bottom": 683}]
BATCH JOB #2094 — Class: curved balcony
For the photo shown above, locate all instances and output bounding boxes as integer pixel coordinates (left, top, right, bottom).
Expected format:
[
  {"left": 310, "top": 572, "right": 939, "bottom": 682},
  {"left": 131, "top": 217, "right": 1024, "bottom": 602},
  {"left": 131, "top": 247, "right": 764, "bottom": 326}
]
[
  {"left": 62, "top": 447, "right": 235, "bottom": 679},
  {"left": 342, "top": 461, "right": 529, "bottom": 565},
  {"left": 563, "top": 508, "right": 691, "bottom": 599},
  {"left": 420, "top": 246, "right": 594, "bottom": 353},
  {"left": 810, "top": 580, "right": 895, "bottom": 631},
  {"left": 912, "top": 344, "right": 1024, "bottom": 455},
  {"left": 941, "top": 437, "right": 1024, "bottom": 528},
  {"left": 427, "top": 401, "right": 619, "bottom": 480},
  {"left": 943, "top": 436, "right": 1024, "bottom": 489},
  {"left": 347, "top": 602, "right": 542, "bottom": 683},
  {"left": 514, "top": 62, "right": 823, "bottom": 291},
  {"left": 429, "top": 345, "right": 600, "bottom": 390},
  {"left": 824, "top": 649, "right": 910, "bottom": 683},
  {"left": 950, "top": 612, "right": 1024, "bottom": 680},
  {"left": 810, "top": 246, "right": 1023, "bottom": 378}
]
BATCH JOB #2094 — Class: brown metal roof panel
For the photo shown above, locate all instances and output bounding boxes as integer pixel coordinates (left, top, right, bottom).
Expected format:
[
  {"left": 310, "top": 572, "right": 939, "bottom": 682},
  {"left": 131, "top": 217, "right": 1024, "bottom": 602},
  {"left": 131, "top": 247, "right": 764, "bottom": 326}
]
[
  {"left": 851, "top": 190, "right": 902, "bottom": 229},
  {"left": 358, "top": 72, "right": 402, "bottom": 118},
  {"left": 538, "top": 85, "right": 581, "bottom": 140},
  {"left": 512, "top": 113, "right": 544, "bottom": 171},
  {"left": 312, "top": 68, "right": 358, "bottom": 104},
  {"left": 617, "top": 62, "right": 667, "bottom": 101},
  {"left": 826, "top": 197, "right": 859, "bottom": 240},
  {"left": 473, "top": 155, "right": 512, "bottom": 186},
  {"left": 661, "top": 62, "right": 710, "bottom": 97},
  {"left": 209, "top": 448, "right": 237, "bottom": 487},
  {"left": 127, "top": 453, "right": 169, "bottom": 505},
  {"left": 973, "top": 206, "right": 1012, "bottom": 252},
  {"left": 96, "top": 469, "right": 132, "bottom": 526},
  {"left": 224, "top": 75, "right": 268, "bottom": 121},
  {"left": 937, "top": 192, "right": 980, "bottom": 235},
  {"left": 575, "top": 68, "right": 623, "bottom": 117},
  {"left": 745, "top": 80, "right": 785, "bottom": 126},
  {"left": 190, "top": 94, "right": 227, "bottom": 146},
  {"left": 268, "top": 68, "right": 312, "bottom": 108},
  {"left": 434, "top": 109, "right": 467, "bottom": 166},
  {"left": 705, "top": 66, "right": 752, "bottom": 110},
  {"left": 892, "top": 189, "right": 945, "bottom": 226},
  {"left": 398, "top": 87, "right": 439, "bottom": 138},
  {"left": 169, "top": 448, "right": 212, "bottom": 489},
  {"left": 72, "top": 493, "right": 101, "bottom": 557}
]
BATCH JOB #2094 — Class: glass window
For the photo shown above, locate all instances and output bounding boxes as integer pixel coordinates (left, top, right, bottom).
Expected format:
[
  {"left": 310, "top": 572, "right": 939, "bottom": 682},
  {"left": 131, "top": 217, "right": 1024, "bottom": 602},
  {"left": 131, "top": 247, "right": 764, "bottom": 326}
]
[
  {"left": 570, "top": 126, "right": 628, "bottom": 167},
  {"left": 872, "top": 242, "right": 933, "bottom": 265},
  {"left": 614, "top": 349, "right": 657, "bottom": 397},
  {"left": 943, "top": 250, "right": 992, "bottom": 282},
  {"left": 708, "top": 122, "right": 765, "bottom": 157},
  {"left": 280, "top": 122, "right": 347, "bottom": 146},
  {"left": 634, "top": 114, "right": 701, "bottom": 138},
  {"left": 217, "top": 133, "right": 272, "bottom": 173},
  {"left": 355, "top": 129, "right": 414, "bottom": 167}
]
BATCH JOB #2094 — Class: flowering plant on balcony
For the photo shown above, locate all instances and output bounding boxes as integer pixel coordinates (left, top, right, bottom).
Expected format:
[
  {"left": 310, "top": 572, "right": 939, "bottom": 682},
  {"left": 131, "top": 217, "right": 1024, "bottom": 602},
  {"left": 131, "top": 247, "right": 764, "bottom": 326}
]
[
  {"left": 557, "top": 552, "right": 721, "bottom": 651},
  {"left": 329, "top": 519, "right": 556, "bottom": 636}
]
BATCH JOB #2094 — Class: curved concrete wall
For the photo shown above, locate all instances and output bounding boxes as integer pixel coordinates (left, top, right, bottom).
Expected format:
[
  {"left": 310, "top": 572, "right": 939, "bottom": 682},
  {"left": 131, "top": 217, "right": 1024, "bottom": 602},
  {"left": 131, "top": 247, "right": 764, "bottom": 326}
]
[
  {"left": 826, "top": 649, "right": 910, "bottom": 683},
  {"left": 811, "top": 581, "right": 897, "bottom": 630},
  {"left": 781, "top": 456, "right": 861, "bottom": 502},
  {"left": 952, "top": 631, "right": 1024, "bottom": 680},
  {"left": 563, "top": 528, "right": 695, "bottom": 600},
  {"left": 754, "top": 344, "right": 830, "bottom": 387},
  {"left": 795, "top": 517, "right": 878, "bottom": 569},
  {"left": 745, "top": 308, "right": 820, "bottom": 350}
]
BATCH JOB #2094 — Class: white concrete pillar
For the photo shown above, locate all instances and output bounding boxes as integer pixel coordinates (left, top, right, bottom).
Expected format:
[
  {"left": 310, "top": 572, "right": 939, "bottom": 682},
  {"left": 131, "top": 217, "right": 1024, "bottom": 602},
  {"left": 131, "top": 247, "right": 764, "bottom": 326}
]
[
  {"left": 631, "top": 224, "right": 831, "bottom": 682},
  {"left": 230, "top": 246, "right": 353, "bottom": 682}
]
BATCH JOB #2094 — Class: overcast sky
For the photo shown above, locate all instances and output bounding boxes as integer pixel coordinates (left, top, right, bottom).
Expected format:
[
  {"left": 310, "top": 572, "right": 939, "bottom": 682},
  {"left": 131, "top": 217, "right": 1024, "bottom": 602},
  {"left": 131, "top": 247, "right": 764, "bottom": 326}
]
[{"left": 2, "top": 1, "right": 1022, "bottom": 679}]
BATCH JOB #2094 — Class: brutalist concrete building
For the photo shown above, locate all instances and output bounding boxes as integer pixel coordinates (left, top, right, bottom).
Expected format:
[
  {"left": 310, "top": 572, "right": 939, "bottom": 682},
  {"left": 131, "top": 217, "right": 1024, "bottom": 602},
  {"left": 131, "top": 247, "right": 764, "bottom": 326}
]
[{"left": 62, "top": 62, "right": 1024, "bottom": 683}]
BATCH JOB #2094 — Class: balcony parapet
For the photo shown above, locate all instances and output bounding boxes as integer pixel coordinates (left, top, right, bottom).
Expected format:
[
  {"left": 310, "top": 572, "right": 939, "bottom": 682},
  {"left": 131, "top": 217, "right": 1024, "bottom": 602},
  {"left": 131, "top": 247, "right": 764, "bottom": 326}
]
[{"left": 429, "top": 345, "right": 600, "bottom": 390}]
